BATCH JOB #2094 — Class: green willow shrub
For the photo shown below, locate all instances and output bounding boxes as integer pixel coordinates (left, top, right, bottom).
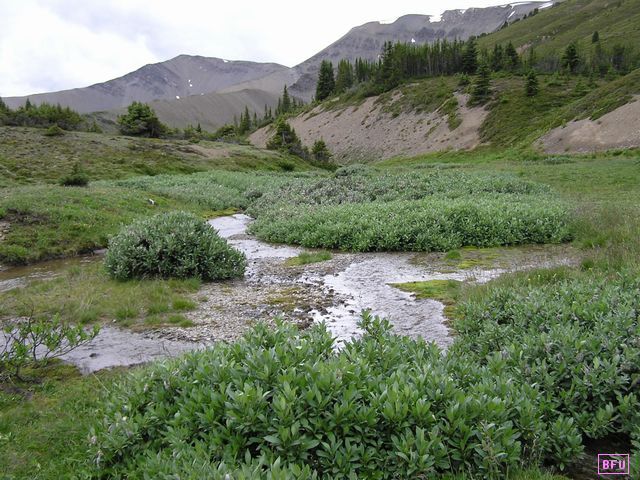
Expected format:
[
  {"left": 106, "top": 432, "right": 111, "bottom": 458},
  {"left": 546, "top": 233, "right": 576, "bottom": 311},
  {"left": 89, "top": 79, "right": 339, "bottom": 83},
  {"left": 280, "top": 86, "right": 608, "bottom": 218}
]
[
  {"left": 249, "top": 196, "right": 571, "bottom": 252},
  {"left": 454, "top": 273, "right": 640, "bottom": 470},
  {"left": 104, "top": 212, "right": 246, "bottom": 281},
  {"left": 247, "top": 171, "right": 569, "bottom": 252},
  {"left": 87, "top": 314, "right": 582, "bottom": 478}
]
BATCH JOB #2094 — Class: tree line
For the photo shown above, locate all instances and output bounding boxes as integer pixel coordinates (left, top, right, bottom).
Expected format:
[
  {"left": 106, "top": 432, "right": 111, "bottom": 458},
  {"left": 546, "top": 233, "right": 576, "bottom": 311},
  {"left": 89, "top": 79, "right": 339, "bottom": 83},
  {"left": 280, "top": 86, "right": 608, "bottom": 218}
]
[
  {"left": 0, "top": 98, "right": 84, "bottom": 130},
  {"left": 314, "top": 34, "right": 639, "bottom": 102}
]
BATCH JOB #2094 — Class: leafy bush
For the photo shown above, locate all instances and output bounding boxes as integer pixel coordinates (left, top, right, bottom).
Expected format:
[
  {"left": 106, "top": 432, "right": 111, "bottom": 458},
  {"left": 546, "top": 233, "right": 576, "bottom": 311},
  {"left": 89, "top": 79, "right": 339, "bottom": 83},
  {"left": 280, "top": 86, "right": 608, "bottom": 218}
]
[
  {"left": 454, "top": 273, "right": 640, "bottom": 454},
  {"left": 105, "top": 170, "right": 299, "bottom": 211},
  {"left": 246, "top": 171, "right": 570, "bottom": 252},
  {"left": 250, "top": 196, "right": 571, "bottom": 252},
  {"left": 104, "top": 212, "right": 246, "bottom": 281},
  {"left": 87, "top": 314, "right": 582, "bottom": 478}
]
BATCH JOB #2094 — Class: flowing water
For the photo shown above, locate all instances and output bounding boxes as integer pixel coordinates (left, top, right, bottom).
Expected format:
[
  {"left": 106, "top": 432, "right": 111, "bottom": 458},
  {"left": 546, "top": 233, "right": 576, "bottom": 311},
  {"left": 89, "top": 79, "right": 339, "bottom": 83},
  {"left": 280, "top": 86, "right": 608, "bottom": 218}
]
[{"left": 0, "top": 214, "right": 577, "bottom": 372}]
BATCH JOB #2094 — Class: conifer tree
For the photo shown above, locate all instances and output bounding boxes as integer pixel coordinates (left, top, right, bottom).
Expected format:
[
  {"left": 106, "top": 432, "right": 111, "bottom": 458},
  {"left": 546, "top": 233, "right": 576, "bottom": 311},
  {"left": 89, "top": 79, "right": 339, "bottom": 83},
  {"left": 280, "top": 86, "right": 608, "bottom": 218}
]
[
  {"left": 462, "top": 38, "right": 479, "bottom": 74},
  {"left": 281, "top": 85, "right": 292, "bottom": 113},
  {"left": 315, "top": 60, "right": 336, "bottom": 101},
  {"left": 238, "top": 106, "right": 251, "bottom": 134},
  {"left": 490, "top": 44, "right": 504, "bottom": 71},
  {"left": 592, "top": 31, "right": 600, "bottom": 43},
  {"left": 525, "top": 70, "right": 539, "bottom": 97},
  {"left": 311, "top": 139, "right": 331, "bottom": 162},
  {"left": 335, "top": 59, "right": 354, "bottom": 94},
  {"left": 471, "top": 62, "right": 491, "bottom": 104},
  {"left": 562, "top": 43, "right": 581, "bottom": 73},
  {"left": 504, "top": 42, "right": 520, "bottom": 71},
  {"left": 117, "top": 101, "right": 167, "bottom": 138},
  {"left": 266, "top": 119, "right": 304, "bottom": 157}
]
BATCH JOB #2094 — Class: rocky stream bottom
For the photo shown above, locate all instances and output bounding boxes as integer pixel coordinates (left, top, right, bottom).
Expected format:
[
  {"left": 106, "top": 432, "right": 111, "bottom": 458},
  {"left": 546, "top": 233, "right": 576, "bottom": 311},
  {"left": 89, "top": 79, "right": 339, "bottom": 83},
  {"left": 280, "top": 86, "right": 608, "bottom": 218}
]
[{"left": 0, "top": 214, "right": 578, "bottom": 374}]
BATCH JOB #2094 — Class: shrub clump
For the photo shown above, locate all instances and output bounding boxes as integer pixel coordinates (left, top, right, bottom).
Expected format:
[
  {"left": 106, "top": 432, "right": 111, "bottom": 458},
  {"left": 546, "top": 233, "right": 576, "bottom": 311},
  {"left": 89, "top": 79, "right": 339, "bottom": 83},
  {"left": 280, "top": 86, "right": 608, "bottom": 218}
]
[
  {"left": 104, "top": 212, "right": 246, "bottom": 281},
  {"left": 87, "top": 314, "right": 583, "bottom": 478}
]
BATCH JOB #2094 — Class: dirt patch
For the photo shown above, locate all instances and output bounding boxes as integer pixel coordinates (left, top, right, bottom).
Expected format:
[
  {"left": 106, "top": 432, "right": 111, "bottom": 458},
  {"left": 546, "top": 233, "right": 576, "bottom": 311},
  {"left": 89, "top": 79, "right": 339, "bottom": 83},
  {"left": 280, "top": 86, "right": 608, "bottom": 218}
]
[
  {"left": 250, "top": 93, "right": 488, "bottom": 163},
  {"left": 540, "top": 96, "right": 640, "bottom": 153}
]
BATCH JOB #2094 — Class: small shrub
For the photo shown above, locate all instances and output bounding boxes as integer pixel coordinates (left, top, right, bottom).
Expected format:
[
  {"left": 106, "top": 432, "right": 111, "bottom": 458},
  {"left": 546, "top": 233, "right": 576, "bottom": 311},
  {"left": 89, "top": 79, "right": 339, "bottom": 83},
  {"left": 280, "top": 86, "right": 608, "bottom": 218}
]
[
  {"left": 104, "top": 212, "right": 246, "bottom": 281},
  {"left": 60, "top": 162, "right": 89, "bottom": 187},
  {"left": 1, "top": 313, "right": 99, "bottom": 379},
  {"left": 43, "top": 125, "right": 65, "bottom": 136}
]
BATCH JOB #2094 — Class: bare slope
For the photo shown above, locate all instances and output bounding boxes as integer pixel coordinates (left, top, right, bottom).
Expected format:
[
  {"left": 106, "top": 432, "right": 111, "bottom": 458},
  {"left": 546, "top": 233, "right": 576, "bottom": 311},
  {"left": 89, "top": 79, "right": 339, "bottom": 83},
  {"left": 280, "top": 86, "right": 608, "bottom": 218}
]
[
  {"left": 98, "top": 88, "right": 281, "bottom": 132},
  {"left": 250, "top": 90, "right": 487, "bottom": 162},
  {"left": 540, "top": 96, "right": 640, "bottom": 153},
  {"left": 4, "top": 55, "right": 290, "bottom": 113}
]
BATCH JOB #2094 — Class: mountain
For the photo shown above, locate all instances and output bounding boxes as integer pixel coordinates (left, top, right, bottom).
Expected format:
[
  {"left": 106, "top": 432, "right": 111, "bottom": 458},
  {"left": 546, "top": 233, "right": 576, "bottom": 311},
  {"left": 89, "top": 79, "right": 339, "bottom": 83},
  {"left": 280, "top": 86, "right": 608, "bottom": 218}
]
[
  {"left": 289, "top": 2, "right": 553, "bottom": 99},
  {"left": 3, "top": 55, "right": 290, "bottom": 113},
  {"left": 97, "top": 88, "right": 281, "bottom": 132},
  {"left": 3, "top": 1, "right": 559, "bottom": 128}
]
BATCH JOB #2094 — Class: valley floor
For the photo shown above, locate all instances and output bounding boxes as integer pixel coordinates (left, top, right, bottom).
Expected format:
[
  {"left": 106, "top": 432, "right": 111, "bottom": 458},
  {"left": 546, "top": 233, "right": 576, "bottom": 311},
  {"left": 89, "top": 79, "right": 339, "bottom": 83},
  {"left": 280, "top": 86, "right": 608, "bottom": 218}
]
[{"left": 1, "top": 129, "right": 639, "bottom": 478}]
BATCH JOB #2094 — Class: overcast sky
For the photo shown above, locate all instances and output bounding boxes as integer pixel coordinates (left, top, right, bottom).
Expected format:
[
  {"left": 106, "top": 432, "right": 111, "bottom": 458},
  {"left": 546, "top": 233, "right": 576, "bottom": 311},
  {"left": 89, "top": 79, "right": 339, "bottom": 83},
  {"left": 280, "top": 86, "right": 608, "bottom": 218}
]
[{"left": 1, "top": 0, "right": 513, "bottom": 97}]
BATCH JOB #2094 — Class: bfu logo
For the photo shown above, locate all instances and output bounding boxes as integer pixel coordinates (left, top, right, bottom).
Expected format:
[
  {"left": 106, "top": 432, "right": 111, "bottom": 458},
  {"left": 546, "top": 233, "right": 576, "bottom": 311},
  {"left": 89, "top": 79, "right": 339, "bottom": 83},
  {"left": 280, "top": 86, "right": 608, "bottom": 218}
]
[{"left": 598, "top": 454, "right": 630, "bottom": 476}]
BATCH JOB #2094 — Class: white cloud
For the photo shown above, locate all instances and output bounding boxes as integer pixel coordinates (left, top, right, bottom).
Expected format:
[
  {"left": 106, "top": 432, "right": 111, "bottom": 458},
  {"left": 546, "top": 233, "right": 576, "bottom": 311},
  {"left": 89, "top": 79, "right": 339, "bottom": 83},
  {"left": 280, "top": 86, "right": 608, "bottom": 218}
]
[{"left": 1, "top": 0, "right": 519, "bottom": 96}]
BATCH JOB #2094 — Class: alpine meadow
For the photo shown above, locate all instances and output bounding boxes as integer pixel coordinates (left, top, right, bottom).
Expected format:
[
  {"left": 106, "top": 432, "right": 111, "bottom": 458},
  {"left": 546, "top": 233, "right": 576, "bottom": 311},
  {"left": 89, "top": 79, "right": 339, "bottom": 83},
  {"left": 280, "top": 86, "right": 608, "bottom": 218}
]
[{"left": 1, "top": 0, "right": 640, "bottom": 478}]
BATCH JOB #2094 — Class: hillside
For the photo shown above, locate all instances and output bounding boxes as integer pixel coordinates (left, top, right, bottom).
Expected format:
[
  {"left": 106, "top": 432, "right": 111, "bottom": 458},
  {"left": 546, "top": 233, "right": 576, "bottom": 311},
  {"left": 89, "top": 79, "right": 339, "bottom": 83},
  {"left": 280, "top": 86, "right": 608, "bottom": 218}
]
[
  {"left": 97, "top": 88, "right": 282, "bottom": 132},
  {"left": 290, "top": 2, "right": 549, "bottom": 100},
  {"left": 477, "top": 0, "right": 640, "bottom": 58},
  {"left": 3, "top": 55, "right": 289, "bottom": 113},
  {"left": 252, "top": 67, "right": 640, "bottom": 160},
  {"left": 251, "top": 81, "right": 488, "bottom": 162}
]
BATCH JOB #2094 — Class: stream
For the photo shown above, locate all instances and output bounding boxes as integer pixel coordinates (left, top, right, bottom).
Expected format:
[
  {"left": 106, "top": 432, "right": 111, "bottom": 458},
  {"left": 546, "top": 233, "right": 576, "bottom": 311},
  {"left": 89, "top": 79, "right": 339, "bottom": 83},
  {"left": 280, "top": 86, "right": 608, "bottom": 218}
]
[{"left": 0, "top": 214, "right": 576, "bottom": 373}]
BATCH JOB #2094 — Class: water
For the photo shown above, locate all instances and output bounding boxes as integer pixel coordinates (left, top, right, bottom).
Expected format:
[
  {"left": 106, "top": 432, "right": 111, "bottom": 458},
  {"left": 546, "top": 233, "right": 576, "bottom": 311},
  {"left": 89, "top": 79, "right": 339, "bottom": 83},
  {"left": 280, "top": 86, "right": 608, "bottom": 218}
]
[
  {"left": 1, "top": 214, "right": 575, "bottom": 372},
  {"left": 0, "top": 255, "right": 101, "bottom": 293}
]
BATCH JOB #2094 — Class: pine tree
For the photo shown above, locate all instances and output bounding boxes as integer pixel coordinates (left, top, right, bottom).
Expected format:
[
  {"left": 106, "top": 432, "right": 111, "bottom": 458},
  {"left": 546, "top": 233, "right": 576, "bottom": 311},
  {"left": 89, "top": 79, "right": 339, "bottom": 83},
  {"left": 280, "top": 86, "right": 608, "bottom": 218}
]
[
  {"left": 0, "top": 97, "right": 8, "bottom": 114},
  {"left": 335, "top": 59, "right": 354, "bottom": 94},
  {"left": 266, "top": 119, "right": 304, "bottom": 157},
  {"left": 281, "top": 85, "right": 291, "bottom": 113},
  {"left": 471, "top": 62, "right": 491, "bottom": 104},
  {"left": 117, "top": 101, "right": 167, "bottom": 138},
  {"left": 562, "top": 43, "right": 581, "bottom": 73},
  {"left": 196, "top": 123, "right": 202, "bottom": 134},
  {"left": 378, "top": 41, "right": 402, "bottom": 90},
  {"left": 315, "top": 60, "right": 335, "bottom": 101},
  {"left": 592, "top": 31, "right": 600, "bottom": 43},
  {"left": 462, "top": 38, "right": 478, "bottom": 74},
  {"left": 238, "top": 106, "right": 251, "bottom": 134},
  {"left": 504, "top": 42, "right": 520, "bottom": 71},
  {"left": 525, "top": 70, "right": 539, "bottom": 97},
  {"left": 311, "top": 139, "right": 331, "bottom": 162},
  {"left": 490, "top": 44, "right": 504, "bottom": 71}
]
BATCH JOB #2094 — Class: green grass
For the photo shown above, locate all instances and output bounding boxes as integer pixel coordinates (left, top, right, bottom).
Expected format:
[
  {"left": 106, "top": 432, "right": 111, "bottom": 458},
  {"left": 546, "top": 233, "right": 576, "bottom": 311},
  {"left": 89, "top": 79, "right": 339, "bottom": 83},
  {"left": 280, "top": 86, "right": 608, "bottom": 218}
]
[
  {"left": 0, "top": 262, "right": 202, "bottom": 328},
  {"left": 0, "top": 184, "right": 212, "bottom": 264},
  {"left": 0, "top": 127, "right": 313, "bottom": 186},
  {"left": 478, "top": 0, "right": 640, "bottom": 62},
  {"left": 0, "top": 363, "right": 120, "bottom": 479},
  {"left": 284, "top": 251, "right": 333, "bottom": 266},
  {"left": 390, "top": 279, "right": 461, "bottom": 304}
]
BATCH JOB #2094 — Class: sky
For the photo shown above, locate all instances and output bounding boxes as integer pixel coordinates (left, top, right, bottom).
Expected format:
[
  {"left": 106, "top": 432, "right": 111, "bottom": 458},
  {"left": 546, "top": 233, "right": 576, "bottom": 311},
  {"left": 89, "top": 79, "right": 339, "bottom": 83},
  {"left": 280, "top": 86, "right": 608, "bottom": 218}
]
[{"left": 1, "top": 0, "right": 515, "bottom": 97}]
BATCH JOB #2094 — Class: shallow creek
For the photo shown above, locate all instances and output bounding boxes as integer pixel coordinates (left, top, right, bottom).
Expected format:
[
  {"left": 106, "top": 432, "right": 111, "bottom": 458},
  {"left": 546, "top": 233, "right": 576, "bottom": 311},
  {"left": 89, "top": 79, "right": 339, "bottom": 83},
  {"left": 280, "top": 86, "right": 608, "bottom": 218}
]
[{"left": 0, "top": 214, "right": 576, "bottom": 373}]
